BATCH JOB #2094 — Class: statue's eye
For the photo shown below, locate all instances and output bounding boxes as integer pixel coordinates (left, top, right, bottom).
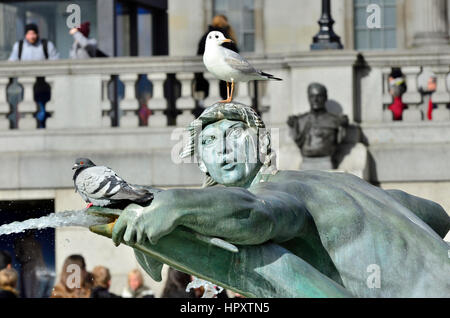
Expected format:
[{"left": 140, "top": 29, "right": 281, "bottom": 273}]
[
  {"left": 227, "top": 127, "right": 244, "bottom": 139},
  {"left": 202, "top": 135, "right": 216, "bottom": 145}
]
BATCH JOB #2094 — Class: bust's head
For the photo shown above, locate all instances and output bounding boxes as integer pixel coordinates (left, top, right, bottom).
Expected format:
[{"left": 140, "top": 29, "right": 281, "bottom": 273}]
[
  {"left": 181, "top": 103, "right": 271, "bottom": 187},
  {"left": 307, "top": 83, "right": 327, "bottom": 112}
]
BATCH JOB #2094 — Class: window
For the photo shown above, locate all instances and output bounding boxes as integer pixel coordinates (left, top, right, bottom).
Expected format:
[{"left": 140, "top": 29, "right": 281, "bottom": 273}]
[
  {"left": 354, "top": 0, "right": 396, "bottom": 50},
  {"left": 0, "top": 0, "right": 97, "bottom": 59},
  {"left": 213, "top": 0, "right": 255, "bottom": 52}
]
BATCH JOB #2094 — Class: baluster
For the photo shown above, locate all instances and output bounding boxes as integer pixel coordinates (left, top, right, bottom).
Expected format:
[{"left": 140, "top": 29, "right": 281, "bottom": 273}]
[
  {"left": 175, "top": 72, "right": 195, "bottom": 126},
  {"left": 382, "top": 67, "right": 393, "bottom": 122},
  {"left": 430, "top": 66, "right": 450, "bottom": 121},
  {"left": 401, "top": 66, "right": 423, "bottom": 122},
  {"left": 119, "top": 73, "right": 139, "bottom": 128},
  {"left": 203, "top": 73, "right": 222, "bottom": 106},
  {"left": 0, "top": 78, "right": 10, "bottom": 130},
  {"left": 44, "top": 77, "right": 55, "bottom": 129},
  {"left": 17, "top": 76, "right": 37, "bottom": 129},
  {"left": 147, "top": 73, "right": 167, "bottom": 127},
  {"left": 101, "top": 75, "right": 113, "bottom": 127},
  {"left": 235, "top": 82, "right": 252, "bottom": 105},
  {"left": 259, "top": 81, "right": 271, "bottom": 122}
]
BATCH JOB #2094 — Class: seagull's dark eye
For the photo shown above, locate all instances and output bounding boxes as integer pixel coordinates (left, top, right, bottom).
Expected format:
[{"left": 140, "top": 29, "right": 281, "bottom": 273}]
[
  {"left": 209, "top": 36, "right": 211, "bottom": 39},
  {"left": 215, "top": 35, "right": 219, "bottom": 39}
]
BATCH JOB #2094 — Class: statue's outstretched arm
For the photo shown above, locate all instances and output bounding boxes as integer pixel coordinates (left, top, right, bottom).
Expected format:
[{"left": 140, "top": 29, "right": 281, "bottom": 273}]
[
  {"left": 176, "top": 185, "right": 311, "bottom": 245},
  {"left": 111, "top": 183, "right": 310, "bottom": 247}
]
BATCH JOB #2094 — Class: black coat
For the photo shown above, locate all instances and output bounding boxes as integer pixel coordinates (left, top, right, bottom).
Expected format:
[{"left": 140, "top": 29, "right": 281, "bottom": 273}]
[
  {"left": 0, "top": 289, "right": 18, "bottom": 299},
  {"left": 90, "top": 286, "right": 121, "bottom": 298},
  {"left": 197, "top": 25, "right": 239, "bottom": 56}
]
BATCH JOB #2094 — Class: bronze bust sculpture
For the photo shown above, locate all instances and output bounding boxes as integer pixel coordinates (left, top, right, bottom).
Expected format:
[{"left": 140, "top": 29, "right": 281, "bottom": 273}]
[{"left": 287, "top": 83, "right": 348, "bottom": 167}]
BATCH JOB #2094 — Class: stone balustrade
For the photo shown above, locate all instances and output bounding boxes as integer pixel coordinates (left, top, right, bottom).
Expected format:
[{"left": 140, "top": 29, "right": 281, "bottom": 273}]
[
  {"left": 0, "top": 56, "right": 277, "bottom": 131},
  {"left": 357, "top": 49, "right": 450, "bottom": 123},
  {"left": 0, "top": 51, "right": 450, "bottom": 189}
]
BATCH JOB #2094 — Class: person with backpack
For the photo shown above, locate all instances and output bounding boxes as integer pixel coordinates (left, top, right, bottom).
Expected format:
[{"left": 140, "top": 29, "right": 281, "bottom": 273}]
[
  {"left": 8, "top": 23, "right": 59, "bottom": 61},
  {"left": 8, "top": 23, "right": 58, "bottom": 128}
]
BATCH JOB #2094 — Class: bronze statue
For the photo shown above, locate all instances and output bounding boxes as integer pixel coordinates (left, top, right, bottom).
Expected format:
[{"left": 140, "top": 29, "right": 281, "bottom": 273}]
[
  {"left": 287, "top": 83, "right": 348, "bottom": 166},
  {"left": 88, "top": 102, "right": 450, "bottom": 298}
]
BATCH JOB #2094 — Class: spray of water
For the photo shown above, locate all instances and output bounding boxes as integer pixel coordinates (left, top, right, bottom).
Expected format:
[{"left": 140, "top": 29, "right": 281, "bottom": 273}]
[{"left": 0, "top": 210, "right": 110, "bottom": 236}]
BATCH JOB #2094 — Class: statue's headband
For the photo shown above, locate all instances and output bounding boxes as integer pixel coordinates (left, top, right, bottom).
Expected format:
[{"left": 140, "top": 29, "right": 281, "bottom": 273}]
[{"left": 180, "top": 102, "right": 266, "bottom": 159}]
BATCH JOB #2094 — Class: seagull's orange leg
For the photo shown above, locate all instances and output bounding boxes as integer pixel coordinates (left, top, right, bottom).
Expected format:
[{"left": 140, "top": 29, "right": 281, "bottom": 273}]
[
  {"left": 229, "top": 81, "right": 235, "bottom": 101},
  {"left": 219, "top": 81, "right": 234, "bottom": 103},
  {"left": 219, "top": 82, "right": 232, "bottom": 103},
  {"left": 86, "top": 203, "right": 93, "bottom": 209}
]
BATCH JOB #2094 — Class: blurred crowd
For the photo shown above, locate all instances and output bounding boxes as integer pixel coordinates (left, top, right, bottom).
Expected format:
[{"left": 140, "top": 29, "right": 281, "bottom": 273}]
[{"left": 0, "top": 251, "right": 239, "bottom": 299}]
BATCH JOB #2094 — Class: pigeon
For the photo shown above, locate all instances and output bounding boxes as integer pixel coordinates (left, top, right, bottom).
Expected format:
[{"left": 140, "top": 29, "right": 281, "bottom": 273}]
[
  {"left": 203, "top": 30, "right": 282, "bottom": 103},
  {"left": 72, "top": 158, "right": 153, "bottom": 209}
]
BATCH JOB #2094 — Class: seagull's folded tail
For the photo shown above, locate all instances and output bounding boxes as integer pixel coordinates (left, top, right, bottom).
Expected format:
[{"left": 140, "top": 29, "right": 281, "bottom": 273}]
[{"left": 259, "top": 71, "right": 282, "bottom": 81}]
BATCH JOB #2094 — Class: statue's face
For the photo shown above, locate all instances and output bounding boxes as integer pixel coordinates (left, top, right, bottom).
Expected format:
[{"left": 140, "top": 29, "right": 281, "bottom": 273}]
[
  {"left": 199, "top": 119, "right": 262, "bottom": 187},
  {"left": 308, "top": 86, "right": 327, "bottom": 111}
]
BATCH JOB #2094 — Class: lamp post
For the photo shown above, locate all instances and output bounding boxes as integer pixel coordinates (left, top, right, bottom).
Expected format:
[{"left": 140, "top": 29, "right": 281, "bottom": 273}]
[{"left": 310, "top": 0, "right": 343, "bottom": 50}]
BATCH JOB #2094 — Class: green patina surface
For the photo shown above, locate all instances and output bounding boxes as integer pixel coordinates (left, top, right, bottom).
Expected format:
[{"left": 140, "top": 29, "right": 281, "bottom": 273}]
[{"left": 87, "top": 102, "right": 450, "bottom": 298}]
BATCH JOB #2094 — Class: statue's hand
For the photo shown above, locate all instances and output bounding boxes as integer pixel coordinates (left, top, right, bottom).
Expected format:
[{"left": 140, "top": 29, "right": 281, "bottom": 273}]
[
  {"left": 111, "top": 195, "right": 180, "bottom": 246},
  {"left": 112, "top": 203, "right": 146, "bottom": 246}
]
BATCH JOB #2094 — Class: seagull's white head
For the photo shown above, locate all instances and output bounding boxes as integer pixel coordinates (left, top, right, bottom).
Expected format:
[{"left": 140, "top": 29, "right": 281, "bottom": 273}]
[{"left": 205, "top": 31, "right": 233, "bottom": 48}]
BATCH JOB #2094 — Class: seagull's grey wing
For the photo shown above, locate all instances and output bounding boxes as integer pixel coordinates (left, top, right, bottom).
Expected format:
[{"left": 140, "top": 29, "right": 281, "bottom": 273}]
[{"left": 223, "top": 48, "right": 258, "bottom": 74}]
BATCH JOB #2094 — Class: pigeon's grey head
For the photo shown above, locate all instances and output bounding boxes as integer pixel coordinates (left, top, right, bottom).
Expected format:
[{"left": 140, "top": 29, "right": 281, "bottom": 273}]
[
  {"left": 73, "top": 158, "right": 96, "bottom": 170},
  {"left": 205, "top": 31, "right": 232, "bottom": 48}
]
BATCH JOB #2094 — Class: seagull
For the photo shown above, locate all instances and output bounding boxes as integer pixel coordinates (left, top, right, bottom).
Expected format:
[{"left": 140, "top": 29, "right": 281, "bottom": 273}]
[
  {"left": 203, "top": 31, "right": 282, "bottom": 103},
  {"left": 72, "top": 158, "right": 153, "bottom": 209}
]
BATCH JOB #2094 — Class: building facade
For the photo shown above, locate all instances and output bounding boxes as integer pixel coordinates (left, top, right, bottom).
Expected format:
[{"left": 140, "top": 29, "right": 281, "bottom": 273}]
[{"left": 0, "top": 0, "right": 449, "bottom": 297}]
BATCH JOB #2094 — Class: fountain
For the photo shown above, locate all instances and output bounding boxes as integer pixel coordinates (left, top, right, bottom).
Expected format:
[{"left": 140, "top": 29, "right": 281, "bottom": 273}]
[
  {"left": 1, "top": 101, "right": 449, "bottom": 298},
  {"left": 0, "top": 210, "right": 110, "bottom": 237}
]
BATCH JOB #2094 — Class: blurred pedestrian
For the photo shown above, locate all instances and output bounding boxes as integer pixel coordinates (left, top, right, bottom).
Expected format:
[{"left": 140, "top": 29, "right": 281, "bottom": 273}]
[
  {"left": 0, "top": 268, "right": 19, "bottom": 298},
  {"left": 8, "top": 23, "right": 59, "bottom": 61},
  {"left": 387, "top": 68, "right": 407, "bottom": 121},
  {"left": 195, "top": 15, "right": 240, "bottom": 102},
  {"left": 160, "top": 267, "right": 196, "bottom": 298},
  {"left": 425, "top": 75, "right": 437, "bottom": 120},
  {"left": 8, "top": 23, "right": 56, "bottom": 128},
  {"left": 69, "top": 21, "right": 104, "bottom": 59},
  {"left": 90, "top": 266, "right": 120, "bottom": 298},
  {"left": 14, "top": 231, "right": 54, "bottom": 298},
  {"left": 121, "top": 269, "right": 154, "bottom": 298},
  {"left": 50, "top": 254, "right": 92, "bottom": 298},
  {"left": 0, "top": 250, "right": 12, "bottom": 270}
]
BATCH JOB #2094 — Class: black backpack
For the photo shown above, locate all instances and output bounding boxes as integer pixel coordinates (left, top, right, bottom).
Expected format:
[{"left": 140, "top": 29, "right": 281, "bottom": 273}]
[{"left": 18, "top": 39, "right": 48, "bottom": 60}]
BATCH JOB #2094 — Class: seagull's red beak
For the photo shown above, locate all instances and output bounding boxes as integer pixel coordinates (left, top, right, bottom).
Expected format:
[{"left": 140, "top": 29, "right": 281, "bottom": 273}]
[{"left": 222, "top": 39, "right": 233, "bottom": 43}]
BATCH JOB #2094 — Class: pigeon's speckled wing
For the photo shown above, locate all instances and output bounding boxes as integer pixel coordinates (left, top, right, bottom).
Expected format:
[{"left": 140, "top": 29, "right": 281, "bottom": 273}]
[
  {"left": 222, "top": 48, "right": 258, "bottom": 74},
  {"left": 76, "top": 166, "right": 121, "bottom": 199},
  {"left": 75, "top": 166, "right": 153, "bottom": 207}
]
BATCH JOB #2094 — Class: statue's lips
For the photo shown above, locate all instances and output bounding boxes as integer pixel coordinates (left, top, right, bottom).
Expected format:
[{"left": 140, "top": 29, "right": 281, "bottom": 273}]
[{"left": 222, "top": 162, "right": 236, "bottom": 171}]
